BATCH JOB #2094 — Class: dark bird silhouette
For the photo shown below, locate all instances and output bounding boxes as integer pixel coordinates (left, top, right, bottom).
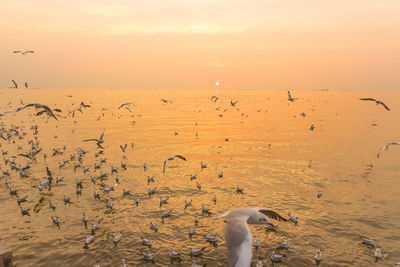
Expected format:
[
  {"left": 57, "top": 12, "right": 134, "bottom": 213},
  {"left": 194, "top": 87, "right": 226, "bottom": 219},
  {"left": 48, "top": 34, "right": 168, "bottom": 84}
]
[
  {"left": 163, "top": 155, "right": 187, "bottom": 174},
  {"left": 14, "top": 103, "right": 60, "bottom": 120},
  {"left": 287, "top": 91, "right": 298, "bottom": 102},
  {"left": 13, "top": 50, "right": 34, "bottom": 55},
  {"left": 359, "top": 98, "right": 390, "bottom": 111},
  {"left": 11, "top": 80, "right": 18, "bottom": 88}
]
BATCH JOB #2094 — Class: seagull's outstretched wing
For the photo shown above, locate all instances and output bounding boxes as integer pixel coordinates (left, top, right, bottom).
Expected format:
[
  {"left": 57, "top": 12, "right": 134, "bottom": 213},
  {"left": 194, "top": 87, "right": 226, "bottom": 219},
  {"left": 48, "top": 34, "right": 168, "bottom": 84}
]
[
  {"left": 12, "top": 80, "right": 18, "bottom": 88},
  {"left": 163, "top": 159, "right": 167, "bottom": 174},
  {"left": 258, "top": 208, "right": 288, "bottom": 221},
  {"left": 174, "top": 155, "right": 186, "bottom": 161},
  {"left": 377, "top": 100, "right": 390, "bottom": 111},
  {"left": 377, "top": 142, "right": 400, "bottom": 158},
  {"left": 225, "top": 215, "right": 252, "bottom": 267},
  {"left": 359, "top": 98, "right": 376, "bottom": 102}
]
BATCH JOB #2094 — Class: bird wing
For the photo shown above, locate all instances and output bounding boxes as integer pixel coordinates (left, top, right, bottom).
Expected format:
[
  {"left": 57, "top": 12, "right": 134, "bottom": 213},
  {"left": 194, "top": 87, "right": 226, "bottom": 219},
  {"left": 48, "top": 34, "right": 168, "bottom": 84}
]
[
  {"left": 83, "top": 139, "right": 99, "bottom": 142},
  {"left": 12, "top": 80, "right": 18, "bottom": 88},
  {"left": 15, "top": 103, "right": 35, "bottom": 112},
  {"left": 377, "top": 142, "right": 400, "bottom": 158},
  {"left": 258, "top": 208, "right": 288, "bottom": 221},
  {"left": 99, "top": 132, "right": 104, "bottom": 141},
  {"left": 359, "top": 98, "right": 376, "bottom": 101},
  {"left": 377, "top": 101, "right": 390, "bottom": 111},
  {"left": 288, "top": 91, "right": 292, "bottom": 98},
  {"left": 41, "top": 105, "right": 58, "bottom": 120},
  {"left": 163, "top": 160, "right": 167, "bottom": 174},
  {"left": 174, "top": 155, "right": 186, "bottom": 161},
  {"left": 46, "top": 167, "right": 52, "bottom": 178},
  {"left": 225, "top": 215, "right": 252, "bottom": 267}
]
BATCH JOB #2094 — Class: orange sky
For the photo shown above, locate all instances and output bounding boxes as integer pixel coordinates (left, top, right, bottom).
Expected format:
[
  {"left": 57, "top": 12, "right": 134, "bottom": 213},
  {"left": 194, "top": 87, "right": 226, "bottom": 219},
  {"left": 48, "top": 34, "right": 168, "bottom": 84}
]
[{"left": 1, "top": 0, "right": 400, "bottom": 90}]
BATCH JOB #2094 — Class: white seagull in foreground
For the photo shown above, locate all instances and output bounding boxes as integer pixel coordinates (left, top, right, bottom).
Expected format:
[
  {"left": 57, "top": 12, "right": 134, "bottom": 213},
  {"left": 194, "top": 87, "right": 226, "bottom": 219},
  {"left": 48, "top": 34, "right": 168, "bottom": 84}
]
[
  {"left": 377, "top": 142, "right": 400, "bottom": 158},
  {"left": 219, "top": 207, "right": 287, "bottom": 267},
  {"left": 163, "top": 155, "right": 186, "bottom": 174}
]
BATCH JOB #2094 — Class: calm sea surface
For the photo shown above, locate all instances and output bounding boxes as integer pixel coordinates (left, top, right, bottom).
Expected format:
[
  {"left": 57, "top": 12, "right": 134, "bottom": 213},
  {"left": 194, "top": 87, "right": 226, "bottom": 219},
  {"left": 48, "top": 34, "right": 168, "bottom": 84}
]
[{"left": 0, "top": 89, "right": 399, "bottom": 266}]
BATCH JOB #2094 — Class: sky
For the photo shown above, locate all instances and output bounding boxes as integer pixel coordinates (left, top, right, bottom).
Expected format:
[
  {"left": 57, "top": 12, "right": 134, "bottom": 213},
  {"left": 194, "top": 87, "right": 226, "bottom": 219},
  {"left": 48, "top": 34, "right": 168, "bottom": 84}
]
[{"left": 1, "top": 0, "right": 400, "bottom": 90}]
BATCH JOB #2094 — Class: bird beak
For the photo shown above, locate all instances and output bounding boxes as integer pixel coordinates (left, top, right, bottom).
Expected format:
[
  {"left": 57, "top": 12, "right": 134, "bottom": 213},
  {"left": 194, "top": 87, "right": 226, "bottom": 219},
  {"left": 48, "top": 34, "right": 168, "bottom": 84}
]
[{"left": 267, "top": 222, "right": 274, "bottom": 227}]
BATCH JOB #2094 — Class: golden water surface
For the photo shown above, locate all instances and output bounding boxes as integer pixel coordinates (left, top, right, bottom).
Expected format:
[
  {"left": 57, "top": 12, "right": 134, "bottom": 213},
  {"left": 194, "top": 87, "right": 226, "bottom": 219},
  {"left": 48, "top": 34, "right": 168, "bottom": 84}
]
[{"left": 0, "top": 89, "right": 399, "bottom": 266}]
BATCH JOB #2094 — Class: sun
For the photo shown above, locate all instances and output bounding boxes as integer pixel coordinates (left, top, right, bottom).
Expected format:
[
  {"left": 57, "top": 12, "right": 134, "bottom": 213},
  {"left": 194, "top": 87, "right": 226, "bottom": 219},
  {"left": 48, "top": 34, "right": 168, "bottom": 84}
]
[{"left": 215, "top": 81, "right": 220, "bottom": 86}]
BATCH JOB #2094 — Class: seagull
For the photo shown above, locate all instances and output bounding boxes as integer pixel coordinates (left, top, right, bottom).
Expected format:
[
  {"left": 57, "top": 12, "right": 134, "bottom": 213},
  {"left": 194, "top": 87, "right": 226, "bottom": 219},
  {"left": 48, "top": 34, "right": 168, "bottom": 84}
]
[
  {"left": 287, "top": 91, "right": 297, "bottom": 102},
  {"left": 11, "top": 80, "right": 18, "bottom": 88},
  {"left": 219, "top": 207, "right": 287, "bottom": 267},
  {"left": 188, "top": 226, "right": 196, "bottom": 235},
  {"left": 83, "top": 132, "right": 105, "bottom": 148},
  {"left": 288, "top": 213, "right": 298, "bottom": 224},
  {"left": 113, "top": 232, "right": 122, "bottom": 244},
  {"left": 377, "top": 142, "right": 400, "bottom": 158},
  {"left": 315, "top": 249, "right": 323, "bottom": 261},
  {"left": 82, "top": 213, "right": 88, "bottom": 224},
  {"left": 163, "top": 155, "right": 187, "bottom": 174},
  {"left": 118, "top": 102, "right": 134, "bottom": 109},
  {"left": 142, "top": 237, "right": 152, "bottom": 246},
  {"left": 317, "top": 191, "right": 322, "bottom": 198},
  {"left": 256, "top": 256, "right": 263, "bottom": 267},
  {"left": 361, "top": 237, "right": 374, "bottom": 246},
  {"left": 253, "top": 237, "right": 259, "bottom": 250},
  {"left": 142, "top": 252, "right": 155, "bottom": 261},
  {"left": 211, "top": 96, "right": 219, "bottom": 102},
  {"left": 190, "top": 247, "right": 205, "bottom": 256},
  {"left": 169, "top": 247, "right": 181, "bottom": 259},
  {"left": 84, "top": 235, "right": 95, "bottom": 247},
  {"left": 359, "top": 98, "right": 390, "bottom": 111},
  {"left": 11, "top": 103, "right": 60, "bottom": 120},
  {"left": 13, "top": 50, "right": 34, "bottom": 55},
  {"left": 184, "top": 199, "right": 192, "bottom": 209},
  {"left": 160, "top": 196, "right": 169, "bottom": 206},
  {"left": 278, "top": 240, "right": 290, "bottom": 249},
  {"left": 24, "top": 82, "right": 28, "bottom": 88},
  {"left": 51, "top": 216, "right": 60, "bottom": 226},
  {"left": 150, "top": 222, "right": 158, "bottom": 231},
  {"left": 271, "top": 251, "right": 286, "bottom": 262},
  {"left": 160, "top": 98, "right": 172, "bottom": 103},
  {"left": 375, "top": 246, "right": 382, "bottom": 259},
  {"left": 204, "top": 234, "right": 218, "bottom": 243}
]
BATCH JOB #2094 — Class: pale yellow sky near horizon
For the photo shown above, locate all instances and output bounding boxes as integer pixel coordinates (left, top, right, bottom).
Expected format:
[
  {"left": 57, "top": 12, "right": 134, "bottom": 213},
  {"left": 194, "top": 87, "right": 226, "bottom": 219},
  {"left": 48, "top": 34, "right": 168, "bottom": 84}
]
[{"left": 1, "top": 0, "right": 400, "bottom": 90}]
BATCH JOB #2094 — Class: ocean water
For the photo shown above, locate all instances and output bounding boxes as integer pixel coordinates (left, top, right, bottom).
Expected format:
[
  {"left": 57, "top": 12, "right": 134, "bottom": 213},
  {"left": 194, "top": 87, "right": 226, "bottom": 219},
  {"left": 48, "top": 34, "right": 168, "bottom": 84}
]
[{"left": 0, "top": 88, "right": 399, "bottom": 266}]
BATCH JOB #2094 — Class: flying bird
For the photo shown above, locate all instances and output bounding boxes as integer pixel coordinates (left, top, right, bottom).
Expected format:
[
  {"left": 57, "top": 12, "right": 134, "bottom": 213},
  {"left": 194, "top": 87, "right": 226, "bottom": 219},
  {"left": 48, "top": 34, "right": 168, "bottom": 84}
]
[
  {"left": 219, "top": 207, "right": 287, "bottom": 267},
  {"left": 24, "top": 82, "right": 28, "bottom": 88},
  {"left": 163, "top": 155, "right": 187, "bottom": 174},
  {"left": 11, "top": 80, "right": 18, "bottom": 89},
  {"left": 84, "top": 132, "right": 105, "bottom": 148},
  {"left": 230, "top": 100, "right": 238, "bottom": 108},
  {"left": 13, "top": 50, "right": 34, "bottom": 55},
  {"left": 5, "top": 103, "right": 60, "bottom": 120},
  {"left": 359, "top": 98, "right": 390, "bottom": 111},
  {"left": 287, "top": 91, "right": 298, "bottom": 102},
  {"left": 118, "top": 102, "right": 134, "bottom": 111},
  {"left": 377, "top": 142, "right": 400, "bottom": 158},
  {"left": 211, "top": 96, "right": 219, "bottom": 102}
]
